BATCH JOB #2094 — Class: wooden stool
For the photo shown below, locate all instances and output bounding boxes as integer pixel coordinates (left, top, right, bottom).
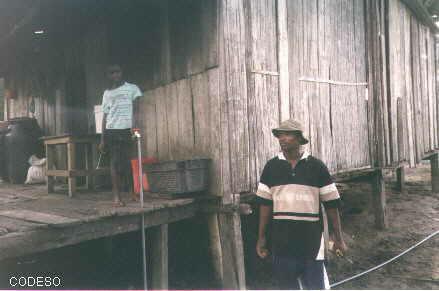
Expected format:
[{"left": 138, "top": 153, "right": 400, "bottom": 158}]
[{"left": 41, "top": 134, "right": 110, "bottom": 197}]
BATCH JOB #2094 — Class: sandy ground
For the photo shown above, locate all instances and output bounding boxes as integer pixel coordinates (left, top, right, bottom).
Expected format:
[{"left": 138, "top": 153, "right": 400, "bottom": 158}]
[{"left": 328, "top": 163, "right": 439, "bottom": 289}]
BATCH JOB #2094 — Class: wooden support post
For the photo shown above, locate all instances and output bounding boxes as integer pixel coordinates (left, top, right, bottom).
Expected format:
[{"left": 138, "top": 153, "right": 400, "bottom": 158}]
[
  {"left": 67, "top": 143, "right": 76, "bottom": 197},
  {"left": 85, "top": 144, "right": 94, "bottom": 190},
  {"left": 396, "top": 166, "right": 406, "bottom": 193},
  {"left": 149, "top": 224, "right": 168, "bottom": 290},
  {"left": 46, "top": 144, "right": 55, "bottom": 193},
  {"left": 232, "top": 210, "right": 246, "bottom": 289},
  {"left": 207, "top": 213, "right": 223, "bottom": 285},
  {"left": 217, "top": 195, "right": 246, "bottom": 290},
  {"left": 430, "top": 153, "right": 439, "bottom": 193},
  {"left": 372, "top": 169, "right": 388, "bottom": 229}
]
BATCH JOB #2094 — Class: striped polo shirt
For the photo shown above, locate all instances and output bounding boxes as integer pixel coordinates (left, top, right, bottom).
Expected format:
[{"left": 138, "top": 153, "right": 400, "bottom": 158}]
[{"left": 256, "top": 151, "right": 340, "bottom": 259}]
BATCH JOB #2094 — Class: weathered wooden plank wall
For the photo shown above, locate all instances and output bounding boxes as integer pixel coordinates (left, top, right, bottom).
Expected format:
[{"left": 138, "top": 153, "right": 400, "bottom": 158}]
[
  {"left": 286, "top": 0, "right": 369, "bottom": 172},
  {"left": 139, "top": 68, "right": 223, "bottom": 195},
  {"left": 244, "top": 0, "right": 279, "bottom": 193},
  {"left": 387, "top": 0, "right": 439, "bottom": 166}
]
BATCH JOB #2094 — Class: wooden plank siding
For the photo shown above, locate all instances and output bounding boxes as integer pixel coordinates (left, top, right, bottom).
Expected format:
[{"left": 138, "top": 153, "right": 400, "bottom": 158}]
[
  {"left": 3, "top": 0, "right": 439, "bottom": 202},
  {"left": 286, "top": 0, "right": 369, "bottom": 172},
  {"left": 244, "top": 0, "right": 280, "bottom": 193},
  {"left": 387, "top": 0, "right": 439, "bottom": 166}
]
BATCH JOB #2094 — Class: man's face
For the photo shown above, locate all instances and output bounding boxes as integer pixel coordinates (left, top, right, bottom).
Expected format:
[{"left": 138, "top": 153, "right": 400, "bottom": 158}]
[
  {"left": 276, "top": 131, "right": 302, "bottom": 152},
  {"left": 107, "top": 65, "right": 123, "bottom": 83}
]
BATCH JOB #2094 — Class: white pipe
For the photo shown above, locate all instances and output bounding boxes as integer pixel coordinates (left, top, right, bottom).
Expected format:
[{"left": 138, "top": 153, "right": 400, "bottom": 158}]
[
  {"left": 330, "top": 229, "right": 439, "bottom": 288},
  {"left": 134, "top": 129, "right": 148, "bottom": 290}
]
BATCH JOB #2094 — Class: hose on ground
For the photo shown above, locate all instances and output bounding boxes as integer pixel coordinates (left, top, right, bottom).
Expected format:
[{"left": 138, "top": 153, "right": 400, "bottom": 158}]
[{"left": 330, "top": 229, "right": 439, "bottom": 288}]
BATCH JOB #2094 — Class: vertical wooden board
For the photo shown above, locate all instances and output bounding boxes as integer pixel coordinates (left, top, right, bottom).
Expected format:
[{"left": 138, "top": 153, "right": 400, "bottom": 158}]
[
  {"left": 186, "top": 2, "right": 204, "bottom": 76},
  {"left": 301, "top": 0, "right": 318, "bottom": 159},
  {"left": 155, "top": 86, "right": 170, "bottom": 161},
  {"left": 419, "top": 26, "right": 429, "bottom": 154},
  {"left": 430, "top": 33, "right": 438, "bottom": 149},
  {"left": 388, "top": 0, "right": 401, "bottom": 163},
  {"left": 55, "top": 89, "right": 65, "bottom": 135},
  {"left": 398, "top": 3, "right": 408, "bottom": 162},
  {"left": 245, "top": 0, "right": 279, "bottom": 191},
  {"left": 287, "top": 0, "right": 302, "bottom": 120},
  {"left": 207, "top": 68, "right": 225, "bottom": 196},
  {"left": 202, "top": 0, "right": 219, "bottom": 69},
  {"left": 144, "top": 91, "right": 158, "bottom": 158},
  {"left": 427, "top": 31, "right": 436, "bottom": 151},
  {"left": 330, "top": 0, "right": 345, "bottom": 170},
  {"left": 222, "top": 0, "right": 250, "bottom": 193},
  {"left": 403, "top": 7, "right": 415, "bottom": 166},
  {"left": 382, "top": 0, "right": 391, "bottom": 165},
  {"left": 277, "top": 0, "right": 290, "bottom": 122},
  {"left": 191, "top": 73, "right": 210, "bottom": 156},
  {"left": 354, "top": 0, "right": 370, "bottom": 167},
  {"left": 365, "top": 0, "right": 383, "bottom": 167},
  {"left": 166, "top": 82, "right": 179, "bottom": 160},
  {"left": 217, "top": 0, "right": 232, "bottom": 201},
  {"left": 253, "top": 75, "right": 279, "bottom": 191},
  {"left": 318, "top": 0, "right": 335, "bottom": 170},
  {"left": 247, "top": 73, "right": 258, "bottom": 194},
  {"left": 159, "top": 0, "right": 171, "bottom": 85},
  {"left": 411, "top": 19, "right": 423, "bottom": 162},
  {"left": 177, "top": 78, "right": 195, "bottom": 159},
  {"left": 244, "top": 0, "right": 257, "bottom": 191}
]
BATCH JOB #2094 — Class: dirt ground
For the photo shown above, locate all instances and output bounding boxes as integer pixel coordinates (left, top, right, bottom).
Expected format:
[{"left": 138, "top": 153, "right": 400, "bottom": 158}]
[
  {"left": 328, "top": 162, "right": 439, "bottom": 289},
  {"left": 243, "top": 162, "right": 439, "bottom": 290}
]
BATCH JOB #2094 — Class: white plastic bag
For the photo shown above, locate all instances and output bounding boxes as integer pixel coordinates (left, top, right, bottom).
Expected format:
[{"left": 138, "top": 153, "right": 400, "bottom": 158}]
[{"left": 25, "top": 155, "right": 47, "bottom": 184}]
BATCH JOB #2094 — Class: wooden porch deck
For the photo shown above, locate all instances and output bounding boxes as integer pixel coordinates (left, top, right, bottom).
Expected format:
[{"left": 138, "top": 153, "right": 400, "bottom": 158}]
[{"left": 0, "top": 182, "right": 199, "bottom": 262}]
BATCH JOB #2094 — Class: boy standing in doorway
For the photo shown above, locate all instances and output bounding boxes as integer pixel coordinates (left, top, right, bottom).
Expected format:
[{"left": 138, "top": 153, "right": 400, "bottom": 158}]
[{"left": 99, "top": 64, "right": 142, "bottom": 206}]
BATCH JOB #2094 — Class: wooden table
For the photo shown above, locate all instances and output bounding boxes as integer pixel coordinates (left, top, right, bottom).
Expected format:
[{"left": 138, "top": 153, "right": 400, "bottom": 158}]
[{"left": 41, "top": 134, "right": 110, "bottom": 197}]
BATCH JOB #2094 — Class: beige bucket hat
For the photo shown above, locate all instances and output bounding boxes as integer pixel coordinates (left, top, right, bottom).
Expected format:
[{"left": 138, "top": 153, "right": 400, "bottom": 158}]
[{"left": 272, "top": 119, "right": 309, "bottom": 145}]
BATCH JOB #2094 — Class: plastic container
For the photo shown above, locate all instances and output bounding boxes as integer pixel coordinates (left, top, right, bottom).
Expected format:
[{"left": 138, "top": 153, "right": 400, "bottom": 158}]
[
  {"left": 130, "top": 157, "right": 158, "bottom": 194},
  {"left": 145, "top": 158, "right": 210, "bottom": 194}
]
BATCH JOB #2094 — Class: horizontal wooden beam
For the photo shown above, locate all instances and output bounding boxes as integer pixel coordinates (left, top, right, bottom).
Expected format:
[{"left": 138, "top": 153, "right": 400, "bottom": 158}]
[
  {"left": 299, "top": 77, "right": 368, "bottom": 86},
  {"left": 47, "top": 168, "right": 109, "bottom": 177},
  {"left": 250, "top": 70, "right": 279, "bottom": 76}
]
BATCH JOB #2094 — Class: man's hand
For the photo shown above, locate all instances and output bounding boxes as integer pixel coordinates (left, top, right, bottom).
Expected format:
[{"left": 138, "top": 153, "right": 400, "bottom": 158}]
[
  {"left": 332, "top": 238, "right": 348, "bottom": 257},
  {"left": 256, "top": 237, "right": 269, "bottom": 259}
]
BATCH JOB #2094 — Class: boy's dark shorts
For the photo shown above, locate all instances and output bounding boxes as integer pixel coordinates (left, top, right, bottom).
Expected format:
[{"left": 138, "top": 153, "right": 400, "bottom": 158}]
[{"left": 104, "top": 129, "right": 133, "bottom": 174}]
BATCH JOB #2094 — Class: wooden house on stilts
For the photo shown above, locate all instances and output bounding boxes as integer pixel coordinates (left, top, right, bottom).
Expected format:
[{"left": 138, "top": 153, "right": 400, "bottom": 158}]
[{"left": 0, "top": 0, "right": 438, "bottom": 289}]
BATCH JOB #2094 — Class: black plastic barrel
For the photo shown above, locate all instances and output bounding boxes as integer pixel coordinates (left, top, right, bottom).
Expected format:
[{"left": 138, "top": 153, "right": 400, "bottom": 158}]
[{"left": 4, "top": 117, "right": 43, "bottom": 184}]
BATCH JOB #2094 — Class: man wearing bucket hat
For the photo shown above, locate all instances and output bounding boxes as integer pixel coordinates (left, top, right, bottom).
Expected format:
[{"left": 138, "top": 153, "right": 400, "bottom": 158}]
[{"left": 255, "top": 118, "right": 347, "bottom": 290}]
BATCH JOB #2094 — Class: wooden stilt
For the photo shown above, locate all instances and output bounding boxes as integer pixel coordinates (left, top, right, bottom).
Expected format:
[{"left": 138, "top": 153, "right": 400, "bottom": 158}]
[
  {"left": 149, "top": 224, "right": 168, "bottom": 290},
  {"left": 218, "top": 213, "right": 238, "bottom": 289},
  {"left": 67, "top": 143, "right": 76, "bottom": 197},
  {"left": 372, "top": 169, "right": 387, "bottom": 229},
  {"left": 430, "top": 153, "right": 439, "bottom": 193},
  {"left": 231, "top": 211, "right": 246, "bottom": 290},
  {"left": 207, "top": 213, "right": 223, "bottom": 285},
  {"left": 217, "top": 195, "right": 246, "bottom": 290},
  {"left": 396, "top": 165, "right": 406, "bottom": 193}
]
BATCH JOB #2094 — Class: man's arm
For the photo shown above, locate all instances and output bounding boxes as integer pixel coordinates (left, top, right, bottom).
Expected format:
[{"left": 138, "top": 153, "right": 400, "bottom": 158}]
[
  {"left": 326, "top": 207, "right": 347, "bottom": 254},
  {"left": 256, "top": 204, "right": 272, "bottom": 258}
]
